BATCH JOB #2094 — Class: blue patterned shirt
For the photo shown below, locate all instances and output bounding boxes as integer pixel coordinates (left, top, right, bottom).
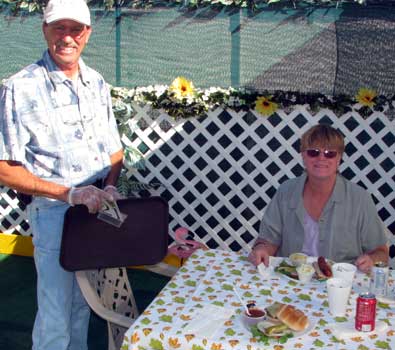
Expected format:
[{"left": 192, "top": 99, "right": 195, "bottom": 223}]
[{"left": 0, "top": 50, "right": 122, "bottom": 187}]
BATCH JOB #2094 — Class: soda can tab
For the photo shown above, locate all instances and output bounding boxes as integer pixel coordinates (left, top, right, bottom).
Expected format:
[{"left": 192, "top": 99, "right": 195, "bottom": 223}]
[{"left": 370, "top": 261, "right": 389, "bottom": 298}]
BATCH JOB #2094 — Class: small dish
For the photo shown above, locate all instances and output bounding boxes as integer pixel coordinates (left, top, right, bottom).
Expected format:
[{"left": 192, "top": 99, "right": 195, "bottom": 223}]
[{"left": 241, "top": 306, "right": 266, "bottom": 327}]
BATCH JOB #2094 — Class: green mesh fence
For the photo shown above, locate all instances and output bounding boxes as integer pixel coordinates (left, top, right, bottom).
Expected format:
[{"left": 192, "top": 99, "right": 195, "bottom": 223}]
[{"left": 1, "top": 2, "right": 395, "bottom": 94}]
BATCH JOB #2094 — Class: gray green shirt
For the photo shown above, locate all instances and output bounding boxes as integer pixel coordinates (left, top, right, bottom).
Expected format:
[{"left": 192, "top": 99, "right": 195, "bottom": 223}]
[{"left": 259, "top": 173, "right": 387, "bottom": 263}]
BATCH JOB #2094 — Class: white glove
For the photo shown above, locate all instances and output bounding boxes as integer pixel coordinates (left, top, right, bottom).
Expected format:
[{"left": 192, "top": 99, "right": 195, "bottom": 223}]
[
  {"left": 67, "top": 185, "right": 113, "bottom": 213},
  {"left": 103, "top": 185, "right": 125, "bottom": 201}
]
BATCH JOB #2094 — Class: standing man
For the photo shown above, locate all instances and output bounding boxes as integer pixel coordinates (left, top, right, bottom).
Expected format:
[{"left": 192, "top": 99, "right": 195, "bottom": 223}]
[{"left": 0, "top": 0, "right": 124, "bottom": 349}]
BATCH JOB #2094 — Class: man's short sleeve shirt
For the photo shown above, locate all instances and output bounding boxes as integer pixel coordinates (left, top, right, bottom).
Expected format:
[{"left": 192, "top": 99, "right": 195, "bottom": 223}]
[{"left": 0, "top": 51, "right": 122, "bottom": 186}]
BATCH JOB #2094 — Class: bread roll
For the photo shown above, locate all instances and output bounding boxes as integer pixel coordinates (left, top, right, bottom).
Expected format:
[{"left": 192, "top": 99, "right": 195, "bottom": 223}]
[{"left": 276, "top": 304, "right": 309, "bottom": 331}]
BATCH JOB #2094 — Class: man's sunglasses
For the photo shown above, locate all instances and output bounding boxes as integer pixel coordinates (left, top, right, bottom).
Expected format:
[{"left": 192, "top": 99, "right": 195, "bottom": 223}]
[{"left": 305, "top": 149, "right": 338, "bottom": 159}]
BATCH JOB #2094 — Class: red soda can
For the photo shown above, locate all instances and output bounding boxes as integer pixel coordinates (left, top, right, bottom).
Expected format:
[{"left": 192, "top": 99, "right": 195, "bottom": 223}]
[{"left": 355, "top": 292, "right": 376, "bottom": 332}]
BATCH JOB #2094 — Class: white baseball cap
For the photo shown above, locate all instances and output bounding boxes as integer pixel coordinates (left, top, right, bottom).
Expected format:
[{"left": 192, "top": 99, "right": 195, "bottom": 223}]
[{"left": 43, "top": 0, "right": 91, "bottom": 26}]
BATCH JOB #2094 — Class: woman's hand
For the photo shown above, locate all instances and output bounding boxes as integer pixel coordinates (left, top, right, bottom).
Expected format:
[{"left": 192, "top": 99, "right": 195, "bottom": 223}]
[
  {"left": 248, "top": 240, "right": 278, "bottom": 267},
  {"left": 355, "top": 244, "right": 389, "bottom": 273},
  {"left": 355, "top": 254, "right": 374, "bottom": 274},
  {"left": 248, "top": 245, "right": 270, "bottom": 267}
]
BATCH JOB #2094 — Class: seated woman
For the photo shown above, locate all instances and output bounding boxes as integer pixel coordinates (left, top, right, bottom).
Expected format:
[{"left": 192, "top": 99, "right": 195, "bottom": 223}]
[{"left": 248, "top": 124, "right": 388, "bottom": 273}]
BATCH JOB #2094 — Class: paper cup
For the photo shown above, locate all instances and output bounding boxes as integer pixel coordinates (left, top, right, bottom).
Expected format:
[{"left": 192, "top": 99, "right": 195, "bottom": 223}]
[
  {"left": 332, "top": 263, "right": 357, "bottom": 283},
  {"left": 326, "top": 277, "right": 352, "bottom": 317}
]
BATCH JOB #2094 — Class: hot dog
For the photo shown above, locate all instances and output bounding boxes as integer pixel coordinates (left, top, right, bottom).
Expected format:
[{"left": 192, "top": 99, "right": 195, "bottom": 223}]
[
  {"left": 318, "top": 256, "right": 333, "bottom": 277},
  {"left": 314, "top": 256, "right": 333, "bottom": 278}
]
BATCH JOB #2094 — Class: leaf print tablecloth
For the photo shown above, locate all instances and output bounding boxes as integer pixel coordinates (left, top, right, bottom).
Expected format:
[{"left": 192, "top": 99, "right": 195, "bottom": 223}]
[{"left": 122, "top": 249, "right": 395, "bottom": 350}]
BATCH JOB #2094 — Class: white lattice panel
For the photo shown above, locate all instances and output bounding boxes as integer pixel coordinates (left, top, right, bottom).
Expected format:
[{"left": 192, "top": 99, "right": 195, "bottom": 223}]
[
  {"left": 0, "top": 186, "right": 31, "bottom": 235},
  {"left": 1, "top": 105, "right": 395, "bottom": 264},
  {"left": 124, "top": 105, "right": 395, "bottom": 255}
]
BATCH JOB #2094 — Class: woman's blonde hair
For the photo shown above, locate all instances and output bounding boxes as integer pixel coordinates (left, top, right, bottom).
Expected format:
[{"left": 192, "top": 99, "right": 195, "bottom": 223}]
[{"left": 300, "top": 124, "right": 345, "bottom": 153}]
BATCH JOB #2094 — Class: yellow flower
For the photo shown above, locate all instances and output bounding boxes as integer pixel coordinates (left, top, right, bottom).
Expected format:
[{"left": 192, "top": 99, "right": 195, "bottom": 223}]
[
  {"left": 355, "top": 88, "right": 377, "bottom": 108},
  {"left": 255, "top": 96, "right": 278, "bottom": 116},
  {"left": 131, "top": 332, "right": 140, "bottom": 343},
  {"left": 168, "top": 337, "right": 181, "bottom": 348},
  {"left": 169, "top": 76, "right": 196, "bottom": 100}
]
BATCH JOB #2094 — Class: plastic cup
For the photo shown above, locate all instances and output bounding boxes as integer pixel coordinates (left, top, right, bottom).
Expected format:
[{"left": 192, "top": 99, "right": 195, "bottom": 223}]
[
  {"left": 332, "top": 263, "right": 357, "bottom": 283},
  {"left": 296, "top": 263, "right": 315, "bottom": 283},
  {"left": 326, "top": 277, "right": 352, "bottom": 317}
]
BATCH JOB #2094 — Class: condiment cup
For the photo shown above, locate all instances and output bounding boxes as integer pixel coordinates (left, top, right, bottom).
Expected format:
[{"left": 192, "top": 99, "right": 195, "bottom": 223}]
[
  {"left": 289, "top": 253, "right": 308, "bottom": 267},
  {"left": 296, "top": 263, "right": 315, "bottom": 283},
  {"left": 332, "top": 263, "right": 357, "bottom": 283},
  {"left": 241, "top": 306, "right": 266, "bottom": 327}
]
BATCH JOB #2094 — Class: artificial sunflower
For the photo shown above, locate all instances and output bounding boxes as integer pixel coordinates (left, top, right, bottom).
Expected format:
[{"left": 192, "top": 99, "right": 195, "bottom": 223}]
[
  {"left": 355, "top": 88, "right": 377, "bottom": 108},
  {"left": 169, "top": 76, "right": 196, "bottom": 100},
  {"left": 255, "top": 96, "right": 278, "bottom": 116}
]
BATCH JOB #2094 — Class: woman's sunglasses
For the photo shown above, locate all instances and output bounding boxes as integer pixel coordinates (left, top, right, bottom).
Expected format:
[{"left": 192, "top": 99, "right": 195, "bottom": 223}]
[{"left": 305, "top": 149, "right": 338, "bottom": 159}]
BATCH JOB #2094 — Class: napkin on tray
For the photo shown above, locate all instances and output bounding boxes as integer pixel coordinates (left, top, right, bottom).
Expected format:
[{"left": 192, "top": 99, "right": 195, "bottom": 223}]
[
  {"left": 328, "top": 321, "right": 388, "bottom": 340},
  {"left": 183, "top": 304, "right": 234, "bottom": 338}
]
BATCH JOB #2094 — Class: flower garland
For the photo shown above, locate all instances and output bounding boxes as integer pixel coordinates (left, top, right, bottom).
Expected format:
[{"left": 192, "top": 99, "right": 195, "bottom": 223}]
[
  {"left": 0, "top": 0, "right": 370, "bottom": 16},
  {"left": 111, "top": 76, "right": 395, "bottom": 121}
]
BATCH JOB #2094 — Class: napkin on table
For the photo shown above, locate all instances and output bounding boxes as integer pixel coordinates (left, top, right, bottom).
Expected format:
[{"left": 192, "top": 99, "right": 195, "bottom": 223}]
[
  {"left": 183, "top": 304, "right": 234, "bottom": 338},
  {"left": 257, "top": 256, "right": 280, "bottom": 278},
  {"left": 328, "top": 320, "right": 388, "bottom": 340}
]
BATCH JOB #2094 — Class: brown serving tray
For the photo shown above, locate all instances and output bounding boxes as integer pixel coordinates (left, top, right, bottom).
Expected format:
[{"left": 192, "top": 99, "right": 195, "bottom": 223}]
[{"left": 60, "top": 196, "right": 169, "bottom": 271}]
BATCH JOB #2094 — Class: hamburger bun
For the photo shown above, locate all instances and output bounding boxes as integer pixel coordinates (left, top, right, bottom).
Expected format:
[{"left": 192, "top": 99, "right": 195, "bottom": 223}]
[{"left": 276, "top": 304, "right": 309, "bottom": 331}]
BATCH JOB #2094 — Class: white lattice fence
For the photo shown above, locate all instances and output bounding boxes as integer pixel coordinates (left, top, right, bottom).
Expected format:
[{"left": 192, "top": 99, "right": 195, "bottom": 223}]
[
  {"left": 121, "top": 104, "right": 395, "bottom": 254},
  {"left": 1, "top": 105, "right": 395, "bottom": 258}
]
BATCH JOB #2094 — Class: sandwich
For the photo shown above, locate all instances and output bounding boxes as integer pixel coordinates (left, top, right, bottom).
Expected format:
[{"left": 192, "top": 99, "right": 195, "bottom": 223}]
[
  {"left": 262, "top": 302, "right": 309, "bottom": 336},
  {"left": 312, "top": 256, "right": 333, "bottom": 280}
]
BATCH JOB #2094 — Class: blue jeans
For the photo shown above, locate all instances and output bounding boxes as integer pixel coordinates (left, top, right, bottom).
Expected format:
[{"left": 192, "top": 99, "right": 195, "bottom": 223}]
[{"left": 28, "top": 198, "right": 90, "bottom": 350}]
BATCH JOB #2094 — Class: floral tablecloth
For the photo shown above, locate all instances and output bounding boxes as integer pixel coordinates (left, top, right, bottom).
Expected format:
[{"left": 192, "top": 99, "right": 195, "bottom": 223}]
[{"left": 122, "top": 249, "right": 395, "bottom": 350}]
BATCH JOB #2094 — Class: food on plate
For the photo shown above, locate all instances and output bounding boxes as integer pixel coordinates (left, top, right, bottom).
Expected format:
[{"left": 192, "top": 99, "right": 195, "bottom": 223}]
[
  {"left": 289, "top": 253, "right": 308, "bottom": 266},
  {"left": 265, "top": 302, "right": 284, "bottom": 323},
  {"left": 313, "top": 256, "right": 333, "bottom": 279},
  {"left": 274, "top": 260, "right": 298, "bottom": 279},
  {"left": 296, "top": 263, "right": 315, "bottom": 283},
  {"left": 275, "top": 255, "right": 333, "bottom": 282},
  {"left": 259, "top": 302, "right": 309, "bottom": 336}
]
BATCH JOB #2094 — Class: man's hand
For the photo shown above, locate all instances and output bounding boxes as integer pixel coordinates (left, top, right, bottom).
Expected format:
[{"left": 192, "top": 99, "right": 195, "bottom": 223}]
[{"left": 67, "top": 185, "right": 113, "bottom": 213}]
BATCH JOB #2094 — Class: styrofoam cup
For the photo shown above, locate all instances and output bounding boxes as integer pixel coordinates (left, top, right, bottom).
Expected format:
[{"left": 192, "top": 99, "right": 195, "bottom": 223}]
[
  {"left": 327, "top": 277, "right": 352, "bottom": 317},
  {"left": 332, "top": 263, "right": 357, "bottom": 283}
]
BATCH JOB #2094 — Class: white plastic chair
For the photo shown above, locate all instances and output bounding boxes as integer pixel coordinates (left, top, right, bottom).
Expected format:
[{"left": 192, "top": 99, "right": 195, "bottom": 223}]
[
  {"left": 76, "top": 262, "right": 179, "bottom": 350},
  {"left": 76, "top": 267, "right": 139, "bottom": 350}
]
